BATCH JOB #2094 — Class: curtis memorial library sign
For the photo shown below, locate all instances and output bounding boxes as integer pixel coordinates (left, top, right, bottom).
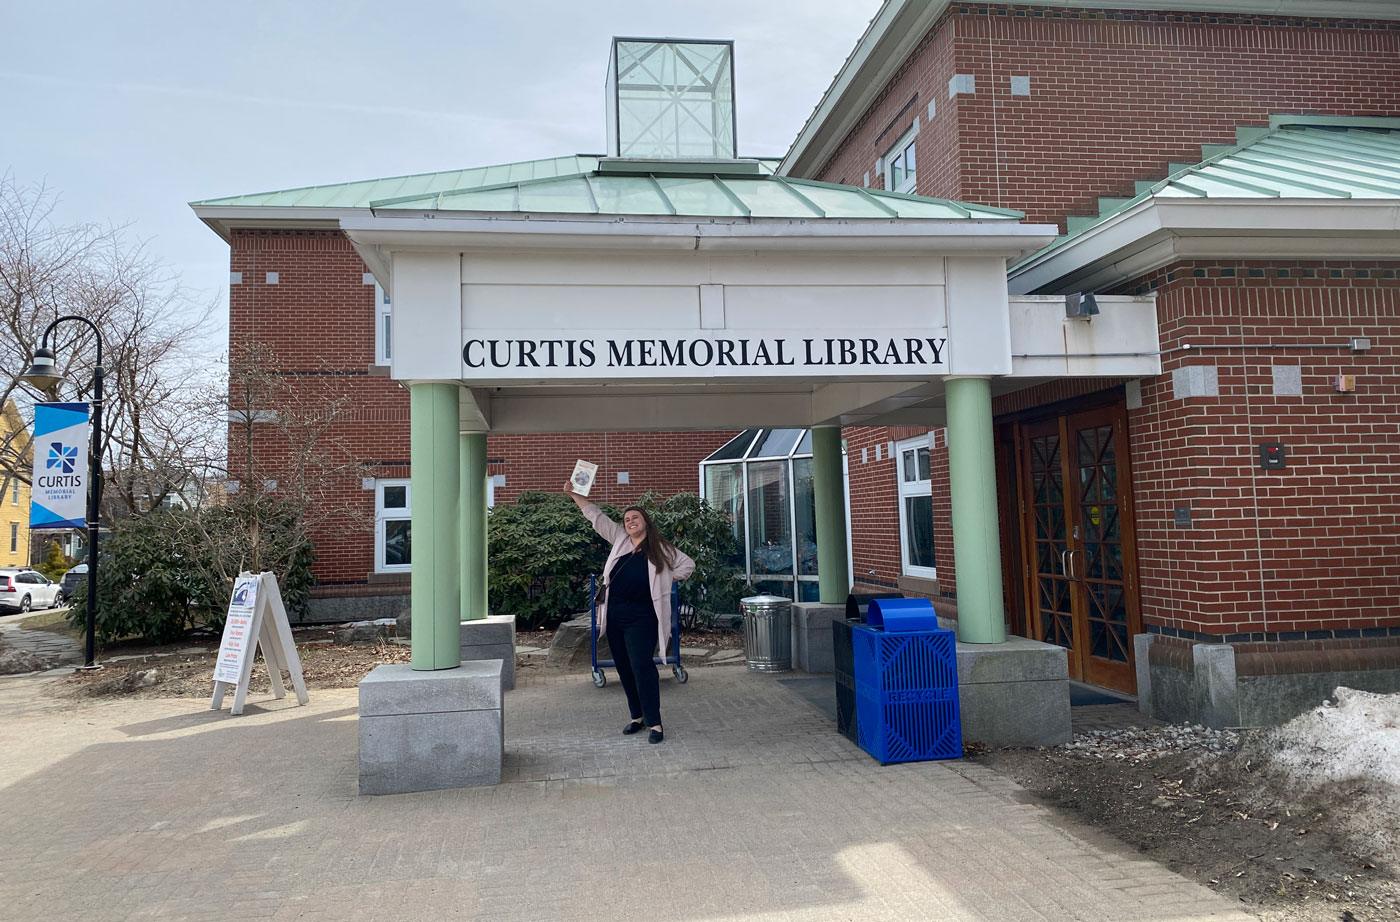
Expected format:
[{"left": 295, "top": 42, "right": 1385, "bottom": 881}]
[{"left": 461, "top": 330, "right": 951, "bottom": 377}]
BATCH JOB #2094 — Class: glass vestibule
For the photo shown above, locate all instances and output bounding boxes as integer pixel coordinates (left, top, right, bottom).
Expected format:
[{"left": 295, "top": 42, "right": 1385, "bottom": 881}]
[{"left": 700, "top": 428, "right": 825, "bottom": 602}]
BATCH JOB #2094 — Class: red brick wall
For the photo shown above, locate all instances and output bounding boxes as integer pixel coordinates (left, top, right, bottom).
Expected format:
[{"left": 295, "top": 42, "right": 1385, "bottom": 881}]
[
  {"left": 1117, "top": 261, "right": 1400, "bottom": 637},
  {"left": 844, "top": 427, "right": 902, "bottom": 587},
  {"left": 819, "top": 7, "right": 963, "bottom": 201},
  {"left": 842, "top": 425, "right": 954, "bottom": 594},
  {"left": 228, "top": 230, "right": 734, "bottom": 587},
  {"left": 813, "top": 5, "right": 1400, "bottom": 228},
  {"left": 979, "top": 262, "right": 1400, "bottom": 639},
  {"left": 487, "top": 431, "right": 735, "bottom": 506},
  {"left": 228, "top": 230, "right": 391, "bottom": 585}
]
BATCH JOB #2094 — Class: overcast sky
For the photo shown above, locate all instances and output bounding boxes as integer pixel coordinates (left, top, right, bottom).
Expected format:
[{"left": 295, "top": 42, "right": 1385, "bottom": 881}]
[{"left": 4, "top": 0, "right": 882, "bottom": 353}]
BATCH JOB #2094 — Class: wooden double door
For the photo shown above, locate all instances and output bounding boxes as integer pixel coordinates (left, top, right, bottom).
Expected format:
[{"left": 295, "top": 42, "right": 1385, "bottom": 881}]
[{"left": 1001, "top": 401, "right": 1142, "bottom": 693}]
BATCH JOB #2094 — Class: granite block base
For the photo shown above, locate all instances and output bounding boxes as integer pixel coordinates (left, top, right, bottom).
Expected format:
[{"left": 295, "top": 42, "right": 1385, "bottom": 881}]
[
  {"left": 792, "top": 603, "right": 844, "bottom": 674},
  {"left": 358, "top": 662, "right": 503, "bottom": 795},
  {"left": 460, "top": 614, "right": 516, "bottom": 690},
  {"left": 956, "top": 636, "right": 1071, "bottom": 747},
  {"left": 1135, "top": 632, "right": 1400, "bottom": 728}
]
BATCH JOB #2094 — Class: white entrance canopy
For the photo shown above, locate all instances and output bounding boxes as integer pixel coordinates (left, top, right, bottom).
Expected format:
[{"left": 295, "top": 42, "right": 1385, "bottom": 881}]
[
  {"left": 193, "top": 152, "right": 1164, "bottom": 660},
  {"left": 321, "top": 161, "right": 1160, "bottom": 434}
]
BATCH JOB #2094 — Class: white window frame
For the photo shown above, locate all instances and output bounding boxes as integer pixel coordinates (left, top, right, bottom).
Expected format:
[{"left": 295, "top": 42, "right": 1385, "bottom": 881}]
[
  {"left": 374, "top": 478, "right": 411, "bottom": 573},
  {"left": 883, "top": 121, "right": 919, "bottom": 194},
  {"left": 895, "top": 435, "right": 936, "bottom": 580},
  {"left": 374, "top": 282, "right": 392, "bottom": 366}
]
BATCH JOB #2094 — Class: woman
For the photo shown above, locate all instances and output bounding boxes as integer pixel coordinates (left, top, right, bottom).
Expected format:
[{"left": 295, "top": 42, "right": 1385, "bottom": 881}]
[{"left": 567, "top": 485, "right": 694, "bottom": 743}]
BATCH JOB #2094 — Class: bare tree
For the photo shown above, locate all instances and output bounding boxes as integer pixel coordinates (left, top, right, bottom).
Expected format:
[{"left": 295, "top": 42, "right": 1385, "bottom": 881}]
[
  {"left": 0, "top": 171, "right": 219, "bottom": 522},
  {"left": 165, "top": 341, "right": 370, "bottom": 604}
]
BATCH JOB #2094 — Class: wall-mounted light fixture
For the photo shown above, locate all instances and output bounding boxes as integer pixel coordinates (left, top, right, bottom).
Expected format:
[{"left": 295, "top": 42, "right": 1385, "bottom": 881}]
[{"left": 1065, "top": 292, "right": 1099, "bottom": 320}]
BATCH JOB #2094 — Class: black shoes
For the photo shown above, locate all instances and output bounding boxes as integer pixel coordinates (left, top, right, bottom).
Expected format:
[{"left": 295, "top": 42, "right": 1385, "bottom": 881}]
[{"left": 623, "top": 720, "right": 664, "bottom": 743}]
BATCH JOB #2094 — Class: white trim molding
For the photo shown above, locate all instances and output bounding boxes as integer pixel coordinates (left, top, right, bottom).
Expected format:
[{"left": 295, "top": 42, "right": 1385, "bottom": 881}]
[
  {"left": 1010, "top": 198, "right": 1400, "bottom": 295},
  {"left": 895, "top": 434, "right": 936, "bottom": 580}
]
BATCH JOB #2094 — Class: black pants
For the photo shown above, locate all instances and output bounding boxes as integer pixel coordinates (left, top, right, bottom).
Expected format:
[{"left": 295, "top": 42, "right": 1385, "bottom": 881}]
[{"left": 606, "top": 612, "right": 661, "bottom": 728}]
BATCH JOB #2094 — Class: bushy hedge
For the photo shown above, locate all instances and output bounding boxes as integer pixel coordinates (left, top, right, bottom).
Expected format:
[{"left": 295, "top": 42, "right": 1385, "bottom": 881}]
[
  {"left": 34, "top": 540, "right": 74, "bottom": 581},
  {"left": 488, "top": 492, "right": 613, "bottom": 629},
  {"left": 629, "top": 491, "right": 750, "bottom": 628},
  {"left": 487, "top": 491, "right": 749, "bottom": 630},
  {"left": 67, "top": 505, "right": 316, "bottom": 646},
  {"left": 67, "top": 511, "right": 222, "bottom": 644}
]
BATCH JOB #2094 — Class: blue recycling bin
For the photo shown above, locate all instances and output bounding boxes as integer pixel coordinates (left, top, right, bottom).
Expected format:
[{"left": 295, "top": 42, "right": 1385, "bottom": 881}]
[{"left": 850, "top": 597, "right": 961, "bottom": 764}]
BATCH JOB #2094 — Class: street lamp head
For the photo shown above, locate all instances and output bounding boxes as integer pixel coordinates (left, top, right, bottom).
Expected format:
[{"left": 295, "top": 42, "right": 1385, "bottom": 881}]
[{"left": 21, "top": 347, "right": 65, "bottom": 391}]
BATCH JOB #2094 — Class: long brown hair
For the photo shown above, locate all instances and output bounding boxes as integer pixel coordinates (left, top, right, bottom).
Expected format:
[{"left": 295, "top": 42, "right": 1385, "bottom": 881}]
[{"left": 624, "top": 505, "right": 679, "bottom": 571}]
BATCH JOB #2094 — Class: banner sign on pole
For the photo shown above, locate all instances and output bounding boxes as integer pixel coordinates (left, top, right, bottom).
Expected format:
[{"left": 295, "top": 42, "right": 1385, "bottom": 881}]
[
  {"left": 210, "top": 571, "right": 309, "bottom": 716},
  {"left": 30, "top": 402, "right": 90, "bottom": 529}
]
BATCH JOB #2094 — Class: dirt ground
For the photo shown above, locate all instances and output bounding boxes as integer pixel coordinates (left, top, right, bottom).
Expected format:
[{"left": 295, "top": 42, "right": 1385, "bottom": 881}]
[
  {"left": 52, "top": 638, "right": 412, "bottom": 699},
  {"left": 973, "top": 740, "right": 1399, "bottom": 922},
  {"left": 53, "top": 624, "right": 745, "bottom": 698}
]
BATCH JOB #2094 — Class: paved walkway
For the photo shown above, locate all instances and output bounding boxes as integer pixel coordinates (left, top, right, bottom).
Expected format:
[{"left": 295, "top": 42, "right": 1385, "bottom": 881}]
[
  {"left": 0, "top": 663, "right": 1253, "bottom": 922},
  {"left": 0, "top": 607, "right": 83, "bottom": 666}
]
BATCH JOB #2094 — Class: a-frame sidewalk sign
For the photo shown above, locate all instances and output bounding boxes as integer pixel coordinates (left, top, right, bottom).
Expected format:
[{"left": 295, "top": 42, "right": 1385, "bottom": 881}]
[{"left": 210, "top": 571, "right": 309, "bottom": 715}]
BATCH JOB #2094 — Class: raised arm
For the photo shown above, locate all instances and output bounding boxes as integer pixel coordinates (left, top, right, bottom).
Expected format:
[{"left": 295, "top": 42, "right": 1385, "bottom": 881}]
[{"left": 565, "top": 483, "right": 627, "bottom": 545}]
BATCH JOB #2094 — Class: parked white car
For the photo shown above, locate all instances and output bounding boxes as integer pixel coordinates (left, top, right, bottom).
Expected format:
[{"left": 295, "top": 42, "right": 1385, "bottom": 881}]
[{"left": 0, "top": 568, "right": 65, "bottom": 613}]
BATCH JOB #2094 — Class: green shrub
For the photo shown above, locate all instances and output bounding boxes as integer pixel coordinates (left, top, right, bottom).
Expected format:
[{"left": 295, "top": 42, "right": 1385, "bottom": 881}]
[
  {"left": 66, "top": 503, "right": 317, "bottom": 645},
  {"left": 486, "top": 490, "right": 749, "bottom": 631},
  {"left": 630, "top": 491, "right": 750, "bottom": 629},
  {"left": 34, "top": 540, "right": 73, "bottom": 581},
  {"left": 67, "top": 511, "right": 222, "bottom": 644},
  {"left": 487, "top": 491, "right": 615, "bottom": 629},
  {"left": 199, "top": 499, "right": 318, "bottom": 624}
]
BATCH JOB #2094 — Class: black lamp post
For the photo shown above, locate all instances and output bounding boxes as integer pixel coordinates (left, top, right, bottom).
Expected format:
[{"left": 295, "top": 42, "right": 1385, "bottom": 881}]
[{"left": 22, "top": 316, "right": 104, "bottom": 670}]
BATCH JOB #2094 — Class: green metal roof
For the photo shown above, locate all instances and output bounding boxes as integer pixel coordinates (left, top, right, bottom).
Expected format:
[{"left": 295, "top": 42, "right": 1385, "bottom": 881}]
[
  {"left": 368, "top": 172, "right": 1019, "bottom": 220},
  {"left": 193, "top": 154, "right": 1022, "bottom": 221},
  {"left": 1017, "top": 119, "right": 1400, "bottom": 266},
  {"left": 192, "top": 155, "right": 765, "bottom": 209}
]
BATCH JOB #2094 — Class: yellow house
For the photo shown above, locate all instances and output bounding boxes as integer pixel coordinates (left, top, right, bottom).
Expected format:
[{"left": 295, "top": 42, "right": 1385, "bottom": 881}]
[{"left": 0, "top": 401, "right": 33, "bottom": 567}]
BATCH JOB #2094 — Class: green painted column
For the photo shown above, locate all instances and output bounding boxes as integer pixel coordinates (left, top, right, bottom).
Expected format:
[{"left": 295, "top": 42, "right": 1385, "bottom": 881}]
[
  {"left": 409, "top": 383, "right": 461, "bottom": 670},
  {"left": 946, "top": 376, "right": 1006, "bottom": 644},
  {"left": 811, "top": 425, "right": 850, "bottom": 604},
  {"left": 460, "top": 432, "right": 488, "bottom": 622}
]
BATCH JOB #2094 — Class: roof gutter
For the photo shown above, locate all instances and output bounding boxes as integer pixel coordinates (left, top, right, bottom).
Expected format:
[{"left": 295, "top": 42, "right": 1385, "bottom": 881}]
[
  {"left": 1010, "top": 198, "right": 1400, "bottom": 295},
  {"left": 340, "top": 212, "right": 1057, "bottom": 257},
  {"left": 190, "top": 205, "right": 367, "bottom": 243}
]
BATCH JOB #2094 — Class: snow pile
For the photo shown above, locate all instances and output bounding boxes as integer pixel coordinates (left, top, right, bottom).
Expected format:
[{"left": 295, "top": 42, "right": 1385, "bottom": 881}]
[{"left": 1262, "top": 687, "right": 1400, "bottom": 790}]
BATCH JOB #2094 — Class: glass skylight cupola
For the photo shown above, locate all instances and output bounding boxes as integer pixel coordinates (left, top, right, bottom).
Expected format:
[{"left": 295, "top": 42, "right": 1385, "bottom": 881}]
[{"left": 606, "top": 38, "right": 736, "bottom": 160}]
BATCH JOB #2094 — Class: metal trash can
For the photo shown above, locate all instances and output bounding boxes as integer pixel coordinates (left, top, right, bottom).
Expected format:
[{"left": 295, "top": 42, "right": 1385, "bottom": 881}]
[{"left": 741, "top": 594, "right": 793, "bottom": 673}]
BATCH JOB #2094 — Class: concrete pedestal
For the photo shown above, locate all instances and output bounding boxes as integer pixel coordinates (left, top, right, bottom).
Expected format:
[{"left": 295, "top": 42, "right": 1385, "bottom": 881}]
[
  {"left": 792, "top": 603, "right": 844, "bottom": 673},
  {"left": 358, "top": 662, "right": 503, "bottom": 795},
  {"left": 956, "top": 636, "right": 1071, "bottom": 747},
  {"left": 460, "top": 614, "right": 516, "bottom": 690}
]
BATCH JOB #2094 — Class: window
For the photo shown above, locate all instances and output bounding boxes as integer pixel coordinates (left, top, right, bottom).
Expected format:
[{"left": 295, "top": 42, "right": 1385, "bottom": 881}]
[
  {"left": 896, "top": 435, "right": 936, "bottom": 579},
  {"left": 374, "top": 282, "right": 392, "bottom": 366},
  {"left": 10, "top": 480, "right": 17, "bottom": 505},
  {"left": 700, "top": 428, "right": 831, "bottom": 601},
  {"left": 883, "top": 123, "right": 918, "bottom": 194},
  {"left": 375, "top": 479, "right": 411, "bottom": 573},
  {"left": 9, "top": 523, "right": 16, "bottom": 553}
]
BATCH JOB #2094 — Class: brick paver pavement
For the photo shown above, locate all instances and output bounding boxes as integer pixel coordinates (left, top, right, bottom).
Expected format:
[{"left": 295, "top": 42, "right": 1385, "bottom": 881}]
[{"left": 0, "top": 664, "right": 1255, "bottom": 922}]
